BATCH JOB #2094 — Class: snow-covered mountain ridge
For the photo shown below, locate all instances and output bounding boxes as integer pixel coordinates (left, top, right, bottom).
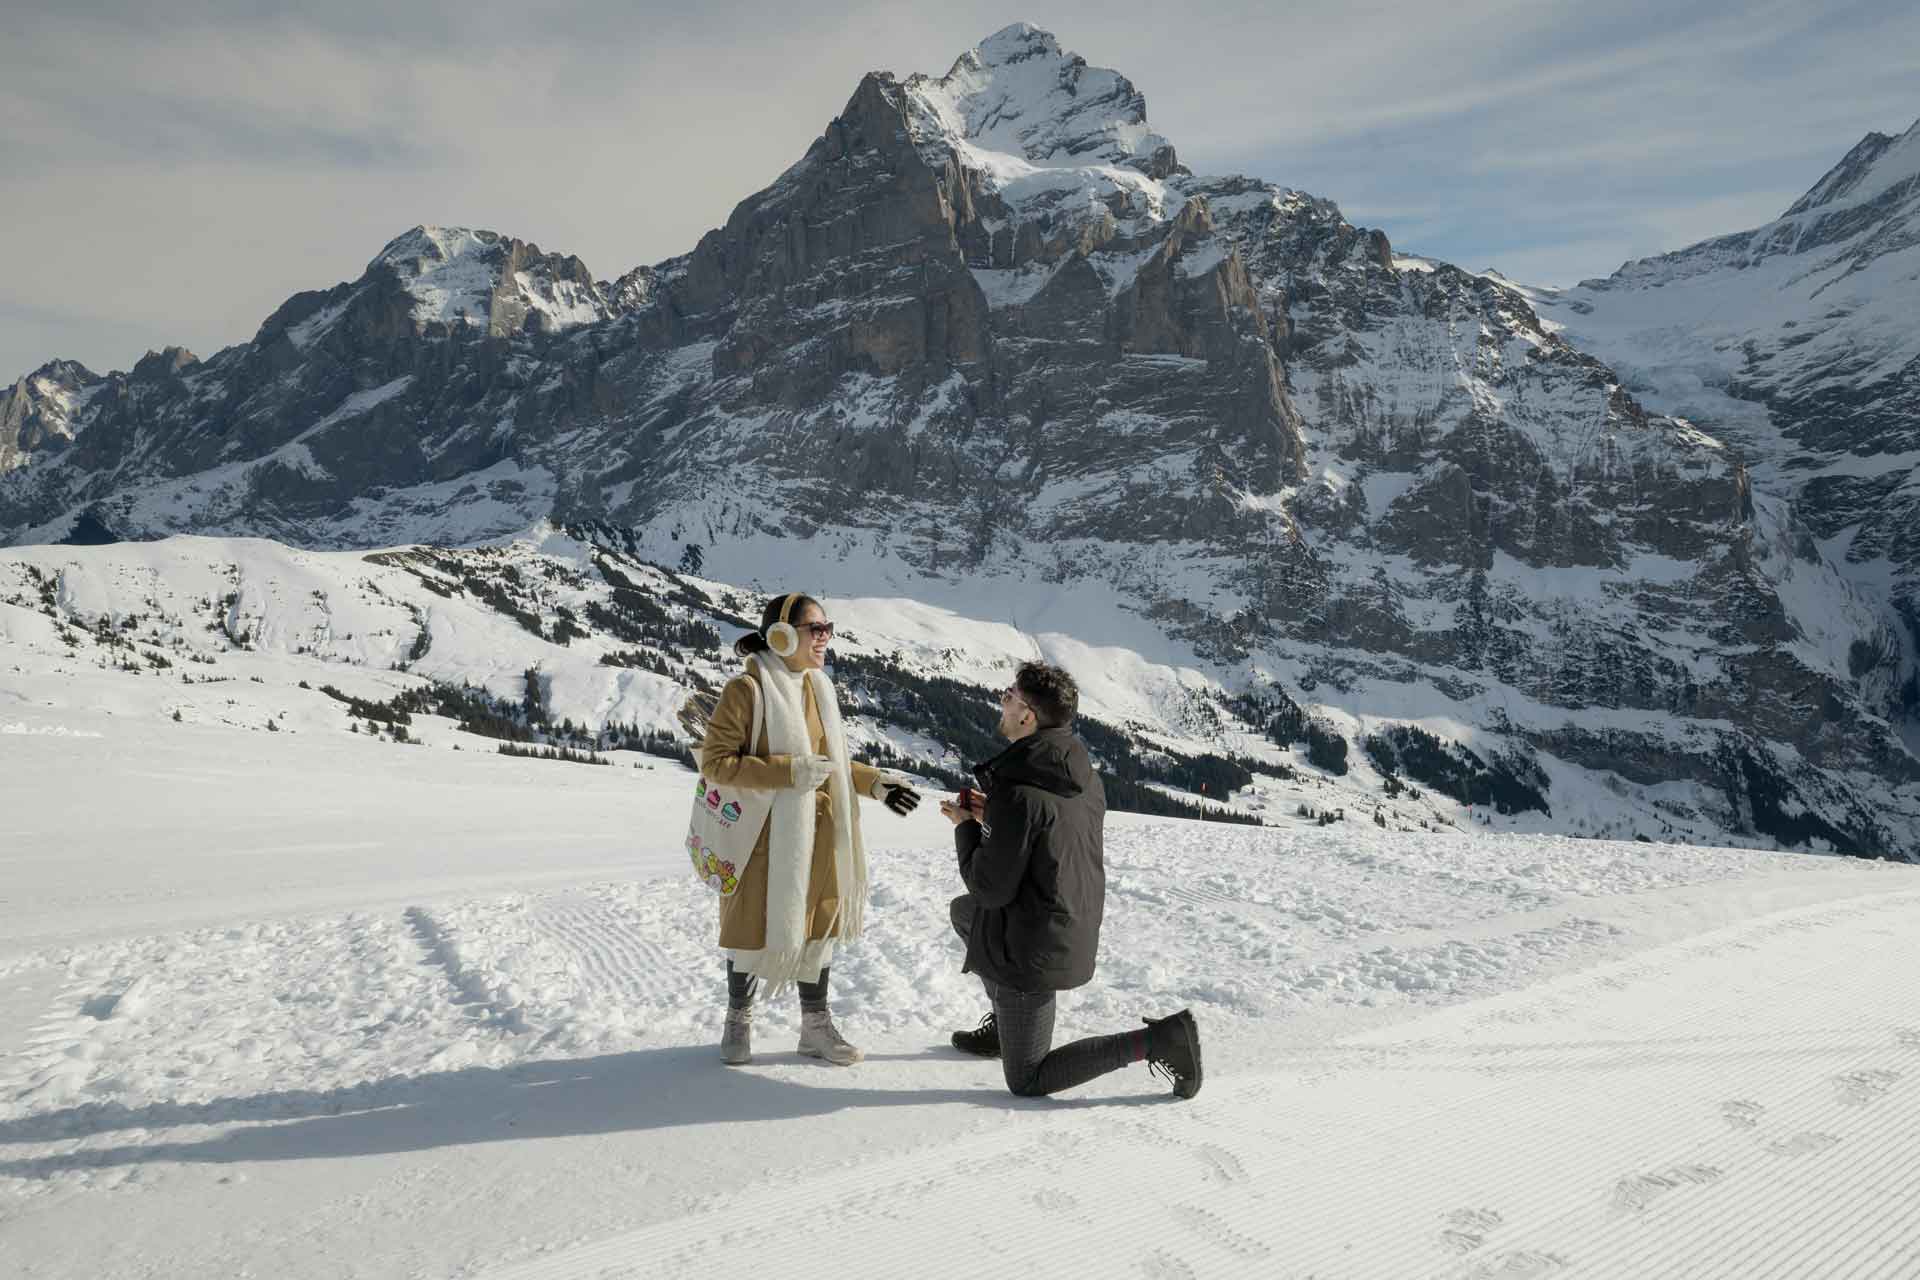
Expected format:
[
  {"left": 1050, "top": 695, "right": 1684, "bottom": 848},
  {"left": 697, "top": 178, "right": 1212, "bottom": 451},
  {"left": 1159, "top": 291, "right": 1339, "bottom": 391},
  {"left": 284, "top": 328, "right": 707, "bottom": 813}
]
[
  {"left": 1520, "top": 116, "right": 1920, "bottom": 638},
  {"left": 2, "top": 25, "right": 1917, "bottom": 856}
]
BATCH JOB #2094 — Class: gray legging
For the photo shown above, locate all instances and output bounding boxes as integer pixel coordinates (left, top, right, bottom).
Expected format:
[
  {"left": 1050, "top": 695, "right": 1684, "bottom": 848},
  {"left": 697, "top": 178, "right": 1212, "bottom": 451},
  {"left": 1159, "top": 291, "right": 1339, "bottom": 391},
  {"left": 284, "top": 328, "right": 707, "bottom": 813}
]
[
  {"left": 950, "top": 895, "right": 1140, "bottom": 1097},
  {"left": 727, "top": 961, "right": 828, "bottom": 1012}
]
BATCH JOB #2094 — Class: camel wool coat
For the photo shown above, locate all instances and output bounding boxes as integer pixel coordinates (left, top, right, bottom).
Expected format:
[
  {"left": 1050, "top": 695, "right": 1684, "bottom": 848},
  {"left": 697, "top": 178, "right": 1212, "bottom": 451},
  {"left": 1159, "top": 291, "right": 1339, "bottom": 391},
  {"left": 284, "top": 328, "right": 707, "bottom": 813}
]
[{"left": 699, "top": 668, "right": 883, "bottom": 951}]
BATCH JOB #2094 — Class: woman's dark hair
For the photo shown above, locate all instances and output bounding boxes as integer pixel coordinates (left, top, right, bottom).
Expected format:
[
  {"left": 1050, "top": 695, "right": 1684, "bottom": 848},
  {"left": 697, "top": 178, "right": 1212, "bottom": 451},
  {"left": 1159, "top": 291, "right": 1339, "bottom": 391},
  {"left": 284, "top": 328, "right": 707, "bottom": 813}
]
[
  {"left": 1014, "top": 660, "right": 1079, "bottom": 728},
  {"left": 733, "top": 592, "right": 823, "bottom": 657}
]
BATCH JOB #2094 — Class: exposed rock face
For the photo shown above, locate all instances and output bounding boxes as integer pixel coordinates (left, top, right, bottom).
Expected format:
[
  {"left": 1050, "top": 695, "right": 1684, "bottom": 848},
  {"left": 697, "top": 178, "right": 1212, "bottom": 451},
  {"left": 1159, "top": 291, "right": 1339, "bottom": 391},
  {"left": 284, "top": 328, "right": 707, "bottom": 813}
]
[
  {"left": 1, "top": 359, "right": 103, "bottom": 475},
  {"left": 373, "top": 227, "right": 615, "bottom": 339},
  {"left": 691, "top": 70, "right": 993, "bottom": 387},
  {"left": 1, "top": 25, "right": 1915, "bottom": 854},
  {"left": 1182, "top": 184, "right": 1916, "bottom": 856},
  {"left": 1525, "top": 118, "right": 1920, "bottom": 645}
]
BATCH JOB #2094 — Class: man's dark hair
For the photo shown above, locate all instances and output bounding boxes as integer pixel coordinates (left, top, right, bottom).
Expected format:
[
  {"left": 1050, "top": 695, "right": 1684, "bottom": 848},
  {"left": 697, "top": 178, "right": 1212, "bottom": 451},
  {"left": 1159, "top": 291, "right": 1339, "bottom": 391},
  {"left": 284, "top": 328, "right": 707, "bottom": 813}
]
[{"left": 1014, "top": 661, "right": 1078, "bottom": 728}]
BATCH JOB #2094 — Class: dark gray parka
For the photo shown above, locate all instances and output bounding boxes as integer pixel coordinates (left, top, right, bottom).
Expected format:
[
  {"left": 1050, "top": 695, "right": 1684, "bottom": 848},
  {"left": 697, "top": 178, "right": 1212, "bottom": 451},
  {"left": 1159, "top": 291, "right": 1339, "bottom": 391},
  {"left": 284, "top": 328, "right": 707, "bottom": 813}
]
[{"left": 954, "top": 725, "right": 1107, "bottom": 991}]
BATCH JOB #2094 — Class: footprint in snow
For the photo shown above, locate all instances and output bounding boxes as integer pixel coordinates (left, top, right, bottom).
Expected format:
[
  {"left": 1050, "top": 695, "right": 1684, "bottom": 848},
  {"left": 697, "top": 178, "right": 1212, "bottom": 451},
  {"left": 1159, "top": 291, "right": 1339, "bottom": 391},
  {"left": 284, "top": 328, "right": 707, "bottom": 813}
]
[
  {"left": 1720, "top": 1099, "right": 1765, "bottom": 1129},
  {"left": 1030, "top": 1187, "right": 1080, "bottom": 1215},
  {"left": 1833, "top": 1069, "right": 1900, "bottom": 1106},
  {"left": 1611, "top": 1165, "right": 1723, "bottom": 1213},
  {"left": 1170, "top": 1204, "right": 1270, "bottom": 1259},
  {"left": 1467, "top": 1250, "right": 1569, "bottom": 1278},
  {"left": 1766, "top": 1132, "right": 1841, "bottom": 1157},
  {"left": 1191, "top": 1144, "right": 1247, "bottom": 1184},
  {"left": 1138, "top": 1250, "right": 1197, "bottom": 1280},
  {"left": 1440, "top": 1207, "right": 1505, "bottom": 1254}
]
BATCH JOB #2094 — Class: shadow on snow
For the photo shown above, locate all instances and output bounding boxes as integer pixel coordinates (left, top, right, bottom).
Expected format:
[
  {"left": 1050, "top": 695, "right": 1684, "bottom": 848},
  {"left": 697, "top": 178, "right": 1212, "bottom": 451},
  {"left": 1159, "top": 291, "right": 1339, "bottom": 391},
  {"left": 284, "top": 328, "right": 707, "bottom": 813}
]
[{"left": 0, "top": 1043, "right": 1164, "bottom": 1177}]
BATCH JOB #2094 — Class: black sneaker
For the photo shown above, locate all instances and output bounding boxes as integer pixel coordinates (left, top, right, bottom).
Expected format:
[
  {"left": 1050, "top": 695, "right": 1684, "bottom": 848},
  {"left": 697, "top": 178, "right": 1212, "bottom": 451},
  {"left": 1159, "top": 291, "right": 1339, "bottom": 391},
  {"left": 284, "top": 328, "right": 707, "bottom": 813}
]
[
  {"left": 950, "top": 1012, "right": 1000, "bottom": 1057},
  {"left": 1143, "top": 1009, "right": 1202, "bottom": 1099}
]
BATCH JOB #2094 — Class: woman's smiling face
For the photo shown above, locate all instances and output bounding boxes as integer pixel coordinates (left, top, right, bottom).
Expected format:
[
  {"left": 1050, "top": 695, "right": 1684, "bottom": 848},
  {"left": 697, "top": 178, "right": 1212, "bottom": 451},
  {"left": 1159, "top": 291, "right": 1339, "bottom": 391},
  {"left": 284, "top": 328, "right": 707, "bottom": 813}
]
[{"left": 793, "top": 602, "right": 831, "bottom": 670}]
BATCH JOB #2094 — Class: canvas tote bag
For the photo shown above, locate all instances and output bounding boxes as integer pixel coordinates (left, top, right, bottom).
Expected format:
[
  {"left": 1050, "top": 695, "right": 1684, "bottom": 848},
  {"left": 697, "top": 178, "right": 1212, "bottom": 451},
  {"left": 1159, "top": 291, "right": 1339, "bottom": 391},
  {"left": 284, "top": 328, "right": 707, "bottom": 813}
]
[{"left": 685, "top": 673, "right": 777, "bottom": 895}]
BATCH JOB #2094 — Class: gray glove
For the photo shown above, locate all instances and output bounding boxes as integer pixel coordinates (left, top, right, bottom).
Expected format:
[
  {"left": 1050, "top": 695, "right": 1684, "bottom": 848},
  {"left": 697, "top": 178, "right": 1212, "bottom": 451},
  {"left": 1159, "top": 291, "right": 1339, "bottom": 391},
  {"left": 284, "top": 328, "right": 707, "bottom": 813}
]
[{"left": 790, "top": 753, "right": 834, "bottom": 790}]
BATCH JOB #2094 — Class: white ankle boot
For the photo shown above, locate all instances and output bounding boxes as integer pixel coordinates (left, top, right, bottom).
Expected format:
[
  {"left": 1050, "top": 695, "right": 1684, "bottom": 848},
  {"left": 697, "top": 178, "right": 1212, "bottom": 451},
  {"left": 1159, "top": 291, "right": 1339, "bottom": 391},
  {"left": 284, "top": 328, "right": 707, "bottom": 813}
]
[
  {"left": 797, "top": 1009, "right": 863, "bottom": 1065},
  {"left": 720, "top": 1006, "right": 753, "bottom": 1065}
]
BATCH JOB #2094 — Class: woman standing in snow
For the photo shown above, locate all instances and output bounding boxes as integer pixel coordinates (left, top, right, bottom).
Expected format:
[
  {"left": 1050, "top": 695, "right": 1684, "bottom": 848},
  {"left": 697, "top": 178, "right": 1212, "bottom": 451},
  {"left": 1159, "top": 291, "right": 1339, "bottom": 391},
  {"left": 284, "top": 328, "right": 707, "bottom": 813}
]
[{"left": 698, "top": 591, "right": 920, "bottom": 1066}]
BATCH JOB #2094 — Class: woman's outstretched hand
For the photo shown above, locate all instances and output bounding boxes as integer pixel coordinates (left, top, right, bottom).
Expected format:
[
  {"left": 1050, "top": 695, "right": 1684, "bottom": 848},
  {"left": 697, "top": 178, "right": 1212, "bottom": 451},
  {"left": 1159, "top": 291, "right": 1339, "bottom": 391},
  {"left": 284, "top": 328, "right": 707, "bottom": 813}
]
[{"left": 879, "top": 783, "right": 920, "bottom": 816}]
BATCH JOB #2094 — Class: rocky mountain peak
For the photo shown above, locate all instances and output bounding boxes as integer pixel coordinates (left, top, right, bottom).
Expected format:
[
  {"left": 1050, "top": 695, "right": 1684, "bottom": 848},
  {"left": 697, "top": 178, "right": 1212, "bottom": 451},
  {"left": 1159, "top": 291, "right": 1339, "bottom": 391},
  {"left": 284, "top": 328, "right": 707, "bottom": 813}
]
[
  {"left": 973, "top": 20, "right": 1062, "bottom": 65},
  {"left": 2, "top": 359, "right": 104, "bottom": 475},
  {"left": 601, "top": 263, "right": 657, "bottom": 313},
  {"left": 908, "top": 23, "right": 1184, "bottom": 180},
  {"left": 1781, "top": 116, "right": 1920, "bottom": 219},
  {"left": 131, "top": 346, "right": 199, "bottom": 380},
  {"left": 369, "top": 225, "right": 615, "bottom": 338},
  {"left": 1581, "top": 115, "right": 1919, "bottom": 296},
  {"left": 21, "top": 358, "right": 99, "bottom": 393}
]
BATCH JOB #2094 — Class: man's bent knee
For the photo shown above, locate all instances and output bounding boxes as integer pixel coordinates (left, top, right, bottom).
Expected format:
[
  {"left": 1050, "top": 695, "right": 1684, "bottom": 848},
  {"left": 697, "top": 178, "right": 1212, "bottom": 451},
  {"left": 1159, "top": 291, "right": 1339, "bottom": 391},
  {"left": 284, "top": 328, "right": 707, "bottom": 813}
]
[{"left": 1003, "top": 1067, "right": 1048, "bottom": 1098}]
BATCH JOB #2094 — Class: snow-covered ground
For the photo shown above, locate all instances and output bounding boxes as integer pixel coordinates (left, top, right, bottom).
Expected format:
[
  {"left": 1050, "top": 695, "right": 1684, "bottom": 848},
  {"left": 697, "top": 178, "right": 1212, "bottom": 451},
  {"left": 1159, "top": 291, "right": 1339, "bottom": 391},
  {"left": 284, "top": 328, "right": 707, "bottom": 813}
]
[{"left": 3, "top": 701, "right": 1917, "bottom": 1277}]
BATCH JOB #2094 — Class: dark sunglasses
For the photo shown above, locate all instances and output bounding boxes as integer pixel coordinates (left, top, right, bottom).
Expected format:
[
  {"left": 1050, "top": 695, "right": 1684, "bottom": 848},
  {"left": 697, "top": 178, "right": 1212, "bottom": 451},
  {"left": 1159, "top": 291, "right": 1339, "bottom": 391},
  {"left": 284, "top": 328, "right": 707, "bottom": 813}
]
[{"left": 799, "top": 621, "right": 834, "bottom": 639}]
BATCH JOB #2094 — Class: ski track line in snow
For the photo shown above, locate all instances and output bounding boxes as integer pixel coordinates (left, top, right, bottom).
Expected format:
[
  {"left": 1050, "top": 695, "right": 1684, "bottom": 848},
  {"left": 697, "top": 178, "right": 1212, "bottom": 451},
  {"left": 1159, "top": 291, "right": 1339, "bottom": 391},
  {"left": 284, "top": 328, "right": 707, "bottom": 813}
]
[
  {"left": 1261, "top": 890, "right": 1920, "bottom": 1277},
  {"left": 1591, "top": 1011, "right": 1917, "bottom": 1280},
  {"left": 404, "top": 884, "right": 724, "bottom": 1052},
  {"left": 0, "top": 911, "right": 495, "bottom": 1174},
  {"left": 1561, "top": 1034, "right": 1917, "bottom": 1280},
  {"left": 478, "top": 888, "right": 1920, "bottom": 1280},
  {"left": 0, "top": 967, "right": 91, "bottom": 1109},
  {"left": 406, "top": 905, "right": 530, "bottom": 1032},
  {"left": 530, "top": 893, "right": 681, "bottom": 1005},
  {"left": 1410, "top": 891, "right": 1920, "bottom": 1279}
]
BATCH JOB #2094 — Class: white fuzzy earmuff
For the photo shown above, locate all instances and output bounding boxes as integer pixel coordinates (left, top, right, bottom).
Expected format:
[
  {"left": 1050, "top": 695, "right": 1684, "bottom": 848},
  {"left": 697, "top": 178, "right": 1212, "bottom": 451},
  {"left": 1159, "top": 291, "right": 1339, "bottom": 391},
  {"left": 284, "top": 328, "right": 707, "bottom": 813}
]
[{"left": 765, "top": 592, "right": 801, "bottom": 658}]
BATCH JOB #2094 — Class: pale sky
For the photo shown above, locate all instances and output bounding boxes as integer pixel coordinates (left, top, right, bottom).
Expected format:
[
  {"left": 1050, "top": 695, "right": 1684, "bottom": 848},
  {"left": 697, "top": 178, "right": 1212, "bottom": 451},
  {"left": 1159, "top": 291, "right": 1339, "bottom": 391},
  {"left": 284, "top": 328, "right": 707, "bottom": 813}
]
[{"left": 4, "top": 0, "right": 1916, "bottom": 382}]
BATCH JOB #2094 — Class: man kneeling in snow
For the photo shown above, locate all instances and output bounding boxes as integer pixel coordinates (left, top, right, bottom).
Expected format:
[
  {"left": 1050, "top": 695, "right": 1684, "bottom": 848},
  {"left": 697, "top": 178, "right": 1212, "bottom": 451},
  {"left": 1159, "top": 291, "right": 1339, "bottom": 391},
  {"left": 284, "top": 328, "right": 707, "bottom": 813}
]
[{"left": 940, "top": 660, "right": 1202, "bottom": 1099}]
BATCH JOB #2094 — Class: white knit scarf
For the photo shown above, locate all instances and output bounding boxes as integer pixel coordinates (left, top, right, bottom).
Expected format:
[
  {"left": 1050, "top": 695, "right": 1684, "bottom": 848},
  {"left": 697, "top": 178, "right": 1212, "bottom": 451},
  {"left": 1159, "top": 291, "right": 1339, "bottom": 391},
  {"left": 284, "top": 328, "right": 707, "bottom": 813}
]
[{"left": 729, "top": 655, "right": 867, "bottom": 987}]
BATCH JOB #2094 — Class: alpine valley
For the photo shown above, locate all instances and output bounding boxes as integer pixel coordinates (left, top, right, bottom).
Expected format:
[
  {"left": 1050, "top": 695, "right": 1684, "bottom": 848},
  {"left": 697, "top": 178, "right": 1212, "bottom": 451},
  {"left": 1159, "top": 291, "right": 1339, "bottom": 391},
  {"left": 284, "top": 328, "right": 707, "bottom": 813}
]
[{"left": 4, "top": 24, "right": 1917, "bottom": 858}]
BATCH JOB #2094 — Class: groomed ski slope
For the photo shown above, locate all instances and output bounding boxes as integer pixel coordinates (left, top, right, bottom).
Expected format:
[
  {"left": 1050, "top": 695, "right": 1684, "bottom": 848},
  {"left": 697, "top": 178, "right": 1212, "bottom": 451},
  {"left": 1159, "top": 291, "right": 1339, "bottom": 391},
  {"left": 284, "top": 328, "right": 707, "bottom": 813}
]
[{"left": 1, "top": 708, "right": 1916, "bottom": 1278}]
